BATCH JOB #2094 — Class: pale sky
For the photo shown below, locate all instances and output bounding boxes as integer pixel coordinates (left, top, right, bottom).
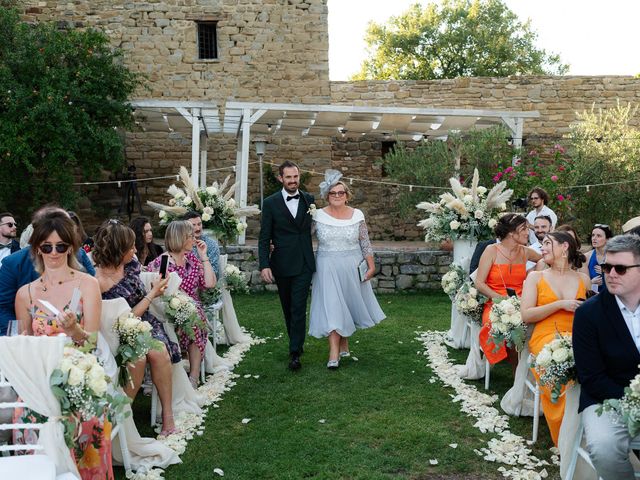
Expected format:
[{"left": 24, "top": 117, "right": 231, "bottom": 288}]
[{"left": 328, "top": 0, "right": 640, "bottom": 80}]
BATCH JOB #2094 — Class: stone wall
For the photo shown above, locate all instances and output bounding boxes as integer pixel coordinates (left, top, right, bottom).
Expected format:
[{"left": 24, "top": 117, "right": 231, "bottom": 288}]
[{"left": 225, "top": 245, "right": 451, "bottom": 293}]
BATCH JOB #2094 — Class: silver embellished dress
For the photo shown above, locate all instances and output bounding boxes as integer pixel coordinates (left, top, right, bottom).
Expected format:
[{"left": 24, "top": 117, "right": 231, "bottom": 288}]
[{"left": 309, "top": 208, "right": 386, "bottom": 338}]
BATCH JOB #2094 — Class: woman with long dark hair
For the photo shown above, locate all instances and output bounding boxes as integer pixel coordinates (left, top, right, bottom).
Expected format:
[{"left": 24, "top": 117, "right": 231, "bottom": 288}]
[{"left": 130, "top": 216, "right": 163, "bottom": 267}]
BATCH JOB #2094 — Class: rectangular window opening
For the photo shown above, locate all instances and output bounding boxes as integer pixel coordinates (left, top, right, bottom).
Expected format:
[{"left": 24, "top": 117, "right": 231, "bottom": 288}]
[{"left": 197, "top": 22, "right": 218, "bottom": 60}]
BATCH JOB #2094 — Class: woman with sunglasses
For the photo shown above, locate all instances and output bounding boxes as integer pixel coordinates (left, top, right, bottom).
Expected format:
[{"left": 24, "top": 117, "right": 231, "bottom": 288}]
[
  {"left": 308, "top": 170, "right": 385, "bottom": 369},
  {"left": 93, "top": 219, "right": 179, "bottom": 437},
  {"left": 147, "top": 220, "right": 216, "bottom": 387},
  {"left": 582, "top": 224, "right": 613, "bottom": 293},
  {"left": 14, "top": 211, "right": 114, "bottom": 479},
  {"left": 521, "top": 231, "right": 590, "bottom": 446}
]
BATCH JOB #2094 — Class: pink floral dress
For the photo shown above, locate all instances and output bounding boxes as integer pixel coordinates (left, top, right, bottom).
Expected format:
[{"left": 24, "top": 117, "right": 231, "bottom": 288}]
[{"left": 148, "top": 252, "right": 208, "bottom": 356}]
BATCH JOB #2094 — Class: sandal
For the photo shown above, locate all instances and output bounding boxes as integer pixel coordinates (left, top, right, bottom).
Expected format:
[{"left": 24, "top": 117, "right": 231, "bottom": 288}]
[
  {"left": 189, "top": 376, "right": 199, "bottom": 389},
  {"left": 158, "top": 415, "right": 179, "bottom": 438},
  {"left": 339, "top": 351, "right": 351, "bottom": 358}
]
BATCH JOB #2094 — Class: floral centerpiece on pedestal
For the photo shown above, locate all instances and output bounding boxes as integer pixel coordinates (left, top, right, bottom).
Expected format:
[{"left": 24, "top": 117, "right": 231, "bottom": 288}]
[
  {"left": 148, "top": 166, "right": 261, "bottom": 243},
  {"left": 600, "top": 370, "right": 640, "bottom": 436},
  {"left": 531, "top": 333, "right": 576, "bottom": 403},
  {"left": 488, "top": 296, "right": 526, "bottom": 352},
  {"left": 417, "top": 168, "right": 513, "bottom": 242}
]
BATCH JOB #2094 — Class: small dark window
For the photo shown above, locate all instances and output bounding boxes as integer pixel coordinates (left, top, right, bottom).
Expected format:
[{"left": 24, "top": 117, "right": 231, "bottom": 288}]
[
  {"left": 380, "top": 140, "right": 397, "bottom": 178},
  {"left": 197, "top": 22, "right": 218, "bottom": 60}
]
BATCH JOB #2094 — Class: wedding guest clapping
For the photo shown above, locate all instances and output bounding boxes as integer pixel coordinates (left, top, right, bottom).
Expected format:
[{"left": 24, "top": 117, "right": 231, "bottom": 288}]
[
  {"left": 308, "top": 170, "right": 385, "bottom": 369},
  {"left": 521, "top": 231, "right": 590, "bottom": 446}
]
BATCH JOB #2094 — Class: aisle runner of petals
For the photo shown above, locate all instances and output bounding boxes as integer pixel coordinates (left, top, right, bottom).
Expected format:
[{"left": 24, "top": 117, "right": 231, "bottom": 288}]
[
  {"left": 416, "top": 330, "right": 559, "bottom": 480},
  {"left": 130, "top": 334, "right": 266, "bottom": 480}
]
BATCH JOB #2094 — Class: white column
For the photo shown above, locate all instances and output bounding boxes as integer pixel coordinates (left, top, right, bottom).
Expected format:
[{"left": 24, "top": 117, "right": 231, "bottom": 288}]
[
  {"left": 191, "top": 108, "right": 201, "bottom": 187},
  {"left": 199, "top": 131, "right": 208, "bottom": 187}
]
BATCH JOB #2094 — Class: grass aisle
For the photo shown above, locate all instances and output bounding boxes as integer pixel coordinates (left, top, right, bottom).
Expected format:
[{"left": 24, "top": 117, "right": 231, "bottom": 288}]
[{"left": 125, "top": 292, "right": 559, "bottom": 480}]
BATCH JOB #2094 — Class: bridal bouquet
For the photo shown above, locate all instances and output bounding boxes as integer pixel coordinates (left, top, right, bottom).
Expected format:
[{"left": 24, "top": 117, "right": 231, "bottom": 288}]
[
  {"left": 441, "top": 263, "right": 466, "bottom": 299},
  {"left": 224, "top": 263, "right": 249, "bottom": 294},
  {"left": 453, "top": 281, "right": 487, "bottom": 324},
  {"left": 50, "top": 344, "right": 130, "bottom": 448},
  {"left": 488, "top": 296, "right": 526, "bottom": 351},
  {"left": 532, "top": 333, "right": 576, "bottom": 403},
  {"left": 164, "top": 291, "right": 208, "bottom": 340},
  {"left": 600, "top": 371, "right": 640, "bottom": 437},
  {"left": 148, "top": 166, "right": 260, "bottom": 243},
  {"left": 417, "top": 168, "right": 513, "bottom": 242},
  {"left": 113, "top": 312, "right": 163, "bottom": 387}
]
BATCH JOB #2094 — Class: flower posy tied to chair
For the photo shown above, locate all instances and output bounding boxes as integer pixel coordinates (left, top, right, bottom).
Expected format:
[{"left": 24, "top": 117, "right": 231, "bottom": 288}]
[
  {"left": 416, "top": 168, "right": 513, "bottom": 242},
  {"left": 147, "top": 166, "right": 261, "bottom": 243}
]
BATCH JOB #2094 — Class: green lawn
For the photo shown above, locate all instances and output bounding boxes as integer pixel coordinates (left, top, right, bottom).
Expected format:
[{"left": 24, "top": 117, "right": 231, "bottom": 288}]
[{"left": 120, "top": 292, "right": 558, "bottom": 480}]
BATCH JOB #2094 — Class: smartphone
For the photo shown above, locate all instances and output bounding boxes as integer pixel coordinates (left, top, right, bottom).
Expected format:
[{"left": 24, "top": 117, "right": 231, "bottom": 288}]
[
  {"left": 159, "top": 255, "right": 169, "bottom": 279},
  {"left": 506, "top": 287, "right": 517, "bottom": 298}
]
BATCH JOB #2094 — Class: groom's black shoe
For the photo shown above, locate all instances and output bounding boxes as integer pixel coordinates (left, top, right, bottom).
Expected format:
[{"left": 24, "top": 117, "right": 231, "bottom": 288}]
[{"left": 288, "top": 353, "right": 301, "bottom": 371}]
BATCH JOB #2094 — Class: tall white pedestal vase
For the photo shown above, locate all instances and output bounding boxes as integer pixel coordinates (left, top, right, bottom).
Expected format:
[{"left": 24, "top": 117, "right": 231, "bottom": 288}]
[{"left": 446, "top": 238, "right": 477, "bottom": 349}]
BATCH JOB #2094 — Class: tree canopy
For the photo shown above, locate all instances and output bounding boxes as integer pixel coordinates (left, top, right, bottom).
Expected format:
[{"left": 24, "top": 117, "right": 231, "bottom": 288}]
[
  {"left": 0, "top": 8, "right": 142, "bottom": 221},
  {"left": 353, "top": 0, "right": 568, "bottom": 80}
]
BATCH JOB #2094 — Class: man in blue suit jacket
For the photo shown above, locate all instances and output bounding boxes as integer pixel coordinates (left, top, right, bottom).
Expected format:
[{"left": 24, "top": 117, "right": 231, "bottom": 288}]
[
  {"left": 573, "top": 234, "right": 640, "bottom": 480},
  {"left": 0, "top": 208, "right": 95, "bottom": 336}
]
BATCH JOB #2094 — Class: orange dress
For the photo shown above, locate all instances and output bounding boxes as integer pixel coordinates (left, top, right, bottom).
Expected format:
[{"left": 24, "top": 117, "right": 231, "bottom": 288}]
[
  {"left": 478, "top": 263, "right": 527, "bottom": 364},
  {"left": 528, "top": 276, "right": 586, "bottom": 447}
]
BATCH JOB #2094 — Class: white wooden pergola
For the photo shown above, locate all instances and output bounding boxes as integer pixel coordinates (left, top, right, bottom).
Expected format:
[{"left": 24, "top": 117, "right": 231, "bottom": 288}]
[{"left": 130, "top": 99, "right": 539, "bottom": 244}]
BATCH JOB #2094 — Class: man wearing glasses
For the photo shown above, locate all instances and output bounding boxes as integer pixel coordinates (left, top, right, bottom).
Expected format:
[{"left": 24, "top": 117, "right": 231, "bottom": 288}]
[
  {"left": 525, "top": 187, "right": 557, "bottom": 246},
  {"left": 573, "top": 234, "right": 640, "bottom": 479},
  {"left": 0, "top": 212, "right": 20, "bottom": 267}
]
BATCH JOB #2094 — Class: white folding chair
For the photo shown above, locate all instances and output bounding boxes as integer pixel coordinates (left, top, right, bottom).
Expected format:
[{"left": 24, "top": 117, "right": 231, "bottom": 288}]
[
  {"left": 524, "top": 376, "right": 541, "bottom": 443},
  {"left": 109, "top": 414, "right": 132, "bottom": 476}
]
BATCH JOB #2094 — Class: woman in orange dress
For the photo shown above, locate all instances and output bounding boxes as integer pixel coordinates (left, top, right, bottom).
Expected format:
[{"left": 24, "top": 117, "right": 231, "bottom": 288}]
[
  {"left": 14, "top": 211, "right": 113, "bottom": 480},
  {"left": 475, "top": 213, "right": 541, "bottom": 366},
  {"left": 521, "top": 231, "right": 590, "bottom": 446}
]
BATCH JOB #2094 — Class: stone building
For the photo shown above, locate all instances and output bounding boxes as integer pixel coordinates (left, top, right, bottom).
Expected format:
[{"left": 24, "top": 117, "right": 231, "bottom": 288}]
[{"left": 20, "top": 0, "right": 640, "bottom": 242}]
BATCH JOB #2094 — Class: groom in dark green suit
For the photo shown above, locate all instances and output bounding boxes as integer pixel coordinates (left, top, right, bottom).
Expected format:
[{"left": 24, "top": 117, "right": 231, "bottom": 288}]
[{"left": 259, "top": 161, "right": 315, "bottom": 371}]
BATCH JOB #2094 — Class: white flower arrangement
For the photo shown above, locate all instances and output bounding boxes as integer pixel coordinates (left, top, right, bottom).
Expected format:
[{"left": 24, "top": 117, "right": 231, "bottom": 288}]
[
  {"left": 113, "top": 312, "right": 163, "bottom": 388},
  {"left": 531, "top": 333, "right": 576, "bottom": 403},
  {"left": 441, "top": 263, "right": 466, "bottom": 299},
  {"left": 148, "top": 167, "right": 260, "bottom": 243},
  {"left": 50, "top": 342, "right": 130, "bottom": 449},
  {"left": 224, "top": 263, "right": 249, "bottom": 294},
  {"left": 164, "top": 291, "right": 208, "bottom": 341},
  {"left": 307, "top": 203, "right": 317, "bottom": 219},
  {"left": 454, "top": 281, "right": 488, "bottom": 324},
  {"left": 417, "top": 168, "right": 513, "bottom": 242},
  {"left": 488, "top": 296, "right": 527, "bottom": 352},
  {"left": 600, "top": 368, "right": 640, "bottom": 437}
]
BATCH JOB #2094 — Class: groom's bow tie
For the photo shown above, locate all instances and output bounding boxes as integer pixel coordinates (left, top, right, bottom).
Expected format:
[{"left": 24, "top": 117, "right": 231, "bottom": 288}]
[{"left": 286, "top": 194, "right": 300, "bottom": 201}]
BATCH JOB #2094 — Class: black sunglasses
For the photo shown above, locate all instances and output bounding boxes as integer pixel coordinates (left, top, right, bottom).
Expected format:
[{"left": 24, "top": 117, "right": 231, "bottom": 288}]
[
  {"left": 0, "top": 222, "right": 17, "bottom": 228},
  {"left": 39, "top": 243, "right": 70, "bottom": 254},
  {"left": 600, "top": 263, "right": 640, "bottom": 275}
]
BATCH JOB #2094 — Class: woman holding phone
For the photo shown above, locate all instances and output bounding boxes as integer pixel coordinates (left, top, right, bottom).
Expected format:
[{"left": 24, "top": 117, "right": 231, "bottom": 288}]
[
  {"left": 521, "top": 231, "right": 590, "bottom": 446},
  {"left": 148, "top": 220, "right": 216, "bottom": 387}
]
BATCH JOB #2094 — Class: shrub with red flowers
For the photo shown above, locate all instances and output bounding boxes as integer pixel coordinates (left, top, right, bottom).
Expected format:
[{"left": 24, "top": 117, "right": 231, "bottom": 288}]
[{"left": 492, "top": 144, "right": 574, "bottom": 221}]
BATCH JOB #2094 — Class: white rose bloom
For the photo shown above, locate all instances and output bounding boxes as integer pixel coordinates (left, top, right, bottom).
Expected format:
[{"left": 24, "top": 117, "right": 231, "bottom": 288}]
[
  {"left": 488, "top": 218, "right": 497, "bottom": 229},
  {"left": 60, "top": 358, "right": 74, "bottom": 373},
  {"left": 170, "top": 297, "right": 182, "bottom": 309},
  {"left": 536, "top": 349, "right": 553, "bottom": 368},
  {"left": 508, "top": 313, "right": 521, "bottom": 325},
  {"left": 202, "top": 213, "right": 212, "bottom": 222},
  {"left": 169, "top": 198, "right": 176, "bottom": 206},
  {"left": 630, "top": 377, "right": 640, "bottom": 393},
  {"left": 206, "top": 186, "right": 218, "bottom": 195},
  {"left": 463, "top": 195, "right": 473, "bottom": 203},
  {"left": 550, "top": 339, "right": 564, "bottom": 351},
  {"left": 183, "top": 196, "right": 192, "bottom": 206},
  {"left": 503, "top": 303, "right": 516, "bottom": 315},
  {"left": 67, "top": 366, "right": 85, "bottom": 386},
  {"left": 469, "top": 287, "right": 477, "bottom": 296},
  {"left": 499, "top": 203, "right": 507, "bottom": 211},
  {"left": 226, "top": 198, "right": 236, "bottom": 208},
  {"left": 450, "top": 220, "right": 461, "bottom": 230},
  {"left": 89, "top": 377, "right": 108, "bottom": 396},
  {"left": 552, "top": 347, "right": 570, "bottom": 363},
  {"left": 468, "top": 298, "right": 478, "bottom": 308},
  {"left": 237, "top": 222, "right": 247, "bottom": 232},
  {"left": 203, "top": 206, "right": 214, "bottom": 215},
  {"left": 474, "top": 210, "right": 484, "bottom": 219},
  {"left": 159, "top": 210, "right": 167, "bottom": 219},
  {"left": 477, "top": 186, "right": 487, "bottom": 194},
  {"left": 496, "top": 322, "right": 509, "bottom": 334},
  {"left": 139, "top": 321, "right": 152, "bottom": 333}
]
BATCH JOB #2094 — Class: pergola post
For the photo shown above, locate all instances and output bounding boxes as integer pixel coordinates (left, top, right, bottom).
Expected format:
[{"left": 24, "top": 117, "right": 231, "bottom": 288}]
[
  {"left": 234, "top": 108, "right": 252, "bottom": 244},
  {"left": 191, "top": 107, "right": 201, "bottom": 187},
  {"left": 199, "top": 131, "right": 208, "bottom": 187}
]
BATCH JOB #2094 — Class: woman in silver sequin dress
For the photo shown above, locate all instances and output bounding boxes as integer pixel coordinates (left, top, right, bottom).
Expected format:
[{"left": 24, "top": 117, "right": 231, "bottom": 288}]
[{"left": 309, "top": 170, "right": 386, "bottom": 369}]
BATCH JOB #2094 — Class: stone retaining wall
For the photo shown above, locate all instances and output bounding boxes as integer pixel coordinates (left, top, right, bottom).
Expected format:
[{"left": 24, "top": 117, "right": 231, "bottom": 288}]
[{"left": 224, "top": 245, "right": 451, "bottom": 293}]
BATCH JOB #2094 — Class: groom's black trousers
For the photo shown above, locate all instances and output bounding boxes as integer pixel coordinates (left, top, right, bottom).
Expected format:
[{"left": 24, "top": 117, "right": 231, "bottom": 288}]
[{"left": 274, "top": 266, "right": 313, "bottom": 356}]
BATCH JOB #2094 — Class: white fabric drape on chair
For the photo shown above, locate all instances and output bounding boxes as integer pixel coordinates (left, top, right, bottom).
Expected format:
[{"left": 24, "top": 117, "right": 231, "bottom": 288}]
[
  {"left": 0, "top": 336, "right": 79, "bottom": 478},
  {"left": 455, "top": 322, "right": 485, "bottom": 380},
  {"left": 139, "top": 272, "right": 205, "bottom": 412},
  {"left": 218, "top": 255, "right": 251, "bottom": 345},
  {"left": 500, "top": 346, "right": 541, "bottom": 417},
  {"left": 100, "top": 299, "right": 181, "bottom": 470}
]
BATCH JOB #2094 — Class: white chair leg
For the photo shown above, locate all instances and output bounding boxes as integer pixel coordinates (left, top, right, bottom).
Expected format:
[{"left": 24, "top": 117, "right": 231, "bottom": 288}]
[
  {"left": 150, "top": 384, "right": 158, "bottom": 427},
  {"left": 200, "top": 355, "right": 205, "bottom": 384},
  {"left": 112, "top": 421, "right": 132, "bottom": 475},
  {"left": 484, "top": 359, "right": 491, "bottom": 390},
  {"left": 532, "top": 381, "right": 540, "bottom": 443},
  {"left": 565, "top": 422, "right": 584, "bottom": 480}
]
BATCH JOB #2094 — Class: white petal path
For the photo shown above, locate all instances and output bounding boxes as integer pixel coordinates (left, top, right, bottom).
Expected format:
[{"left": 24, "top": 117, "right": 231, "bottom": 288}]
[
  {"left": 416, "top": 330, "right": 559, "bottom": 480},
  {"left": 128, "top": 334, "right": 266, "bottom": 480}
]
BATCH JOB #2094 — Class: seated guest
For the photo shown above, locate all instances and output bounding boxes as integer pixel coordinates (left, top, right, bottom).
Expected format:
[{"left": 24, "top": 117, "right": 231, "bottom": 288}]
[
  {"left": 67, "top": 210, "right": 94, "bottom": 253},
  {"left": 469, "top": 238, "right": 497, "bottom": 278},
  {"left": 130, "top": 216, "right": 164, "bottom": 267},
  {"left": 475, "top": 213, "right": 541, "bottom": 368},
  {"left": 0, "top": 206, "right": 95, "bottom": 336},
  {"left": 581, "top": 224, "right": 613, "bottom": 293},
  {"left": 183, "top": 211, "right": 221, "bottom": 279},
  {"left": 573, "top": 234, "right": 640, "bottom": 480},
  {"left": 147, "top": 220, "right": 216, "bottom": 387},
  {"left": 526, "top": 215, "right": 553, "bottom": 271},
  {"left": 93, "top": 219, "right": 179, "bottom": 436},
  {"left": 533, "top": 224, "right": 581, "bottom": 271},
  {"left": 622, "top": 216, "right": 640, "bottom": 236},
  {"left": 521, "top": 232, "right": 589, "bottom": 446},
  {"left": 0, "top": 211, "right": 20, "bottom": 267}
]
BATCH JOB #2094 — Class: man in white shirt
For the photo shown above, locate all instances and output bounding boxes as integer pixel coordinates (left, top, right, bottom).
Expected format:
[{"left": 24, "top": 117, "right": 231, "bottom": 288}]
[
  {"left": 573, "top": 234, "right": 640, "bottom": 479},
  {"left": 0, "top": 212, "right": 19, "bottom": 267},
  {"left": 525, "top": 187, "right": 557, "bottom": 246}
]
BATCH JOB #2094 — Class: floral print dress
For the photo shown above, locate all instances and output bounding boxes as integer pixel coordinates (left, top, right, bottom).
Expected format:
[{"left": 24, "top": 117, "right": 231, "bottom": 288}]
[
  {"left": 148, "top": 252, "right": 208, "bottom": 356},
  {"left": 101, "top": 259, "right": 181, "bottom": 364}
]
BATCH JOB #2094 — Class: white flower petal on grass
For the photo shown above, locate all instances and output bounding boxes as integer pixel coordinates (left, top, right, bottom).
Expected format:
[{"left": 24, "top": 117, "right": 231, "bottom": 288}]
[
  {"left": 243, "top": 374, "right": 251, "bottom": 378},
  {"left": 241, "top": 418, "right": 252, "bottom": 424},
  {"left": 213, "top": 468, "right": 224, "bottom": 476},
  {"left": 429, "top": 459, "right": 438, "bottom": 465},
  {"left": 351, "top": 356, "right": 358, "bottom": 362},
  {"left": 318, "top": 419, "right": 326, "bottom": 424},
  {"left": 449, "top": 443, "right": 458, "bottom": 449}
]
